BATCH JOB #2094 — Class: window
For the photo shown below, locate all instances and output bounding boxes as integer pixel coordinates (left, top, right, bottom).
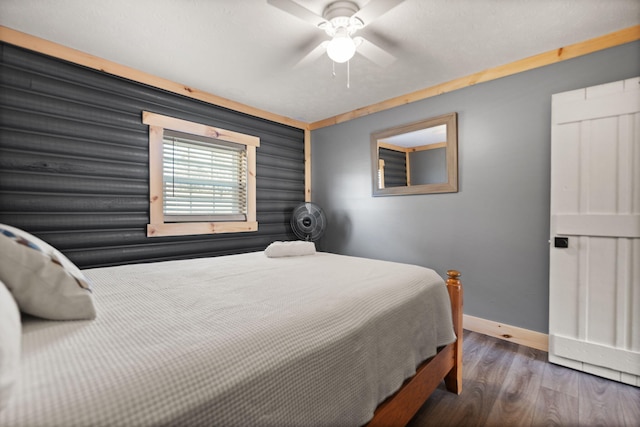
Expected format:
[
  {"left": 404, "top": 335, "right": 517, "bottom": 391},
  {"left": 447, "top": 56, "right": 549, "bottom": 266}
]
[
  {"left": 143, "top": 111, "right": 259, "bottom": 237},
  {"left": 378, "top": 158, "right": 385, "bottom": 189},
  {"left": 163, "top": 131, "right": 247, "bottom": 221}
]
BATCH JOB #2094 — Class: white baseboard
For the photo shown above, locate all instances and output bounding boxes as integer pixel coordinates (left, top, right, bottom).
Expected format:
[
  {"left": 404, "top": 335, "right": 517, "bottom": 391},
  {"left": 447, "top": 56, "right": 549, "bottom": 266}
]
[{"left": 463, "top": 314, "right": 549, "bottom": 352}]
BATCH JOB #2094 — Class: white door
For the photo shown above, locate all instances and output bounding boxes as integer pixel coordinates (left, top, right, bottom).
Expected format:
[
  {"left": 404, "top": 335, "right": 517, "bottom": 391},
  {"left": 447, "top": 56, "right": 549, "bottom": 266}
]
[{"left": 549, "top": 77, "right": 640, "bottom": 386}]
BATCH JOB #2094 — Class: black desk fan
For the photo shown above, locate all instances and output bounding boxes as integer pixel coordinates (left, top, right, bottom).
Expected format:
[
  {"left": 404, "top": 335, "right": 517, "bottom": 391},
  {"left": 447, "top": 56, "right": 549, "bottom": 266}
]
[{"left": 290, "top": 202, "right": 327, "bottom": 242}]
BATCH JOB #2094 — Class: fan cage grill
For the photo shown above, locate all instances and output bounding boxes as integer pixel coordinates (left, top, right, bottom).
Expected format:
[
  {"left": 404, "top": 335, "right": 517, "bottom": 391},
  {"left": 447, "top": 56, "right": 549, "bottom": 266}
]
[{"left": 290, "top": 202, "right": 327, "bottom": 242}]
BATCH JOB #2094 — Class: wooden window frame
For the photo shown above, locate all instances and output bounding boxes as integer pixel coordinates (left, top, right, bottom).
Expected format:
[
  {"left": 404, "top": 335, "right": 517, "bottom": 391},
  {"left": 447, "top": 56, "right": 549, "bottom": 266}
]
[{"left": 143, "top": 111, "right": 259, "bottom": 237}]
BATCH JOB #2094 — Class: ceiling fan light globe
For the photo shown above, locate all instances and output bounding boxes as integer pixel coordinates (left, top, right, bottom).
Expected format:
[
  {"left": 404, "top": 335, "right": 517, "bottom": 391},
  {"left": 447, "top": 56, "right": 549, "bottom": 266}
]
[{"left": 327, "top": 33, "right": 356, "bottom": 63}]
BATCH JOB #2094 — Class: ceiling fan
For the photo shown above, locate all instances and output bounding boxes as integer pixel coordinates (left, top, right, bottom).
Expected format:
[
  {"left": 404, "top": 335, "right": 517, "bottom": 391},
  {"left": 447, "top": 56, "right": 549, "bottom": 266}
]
[{"left": 267, "top": 0, "right": 404, "bottom": 68}]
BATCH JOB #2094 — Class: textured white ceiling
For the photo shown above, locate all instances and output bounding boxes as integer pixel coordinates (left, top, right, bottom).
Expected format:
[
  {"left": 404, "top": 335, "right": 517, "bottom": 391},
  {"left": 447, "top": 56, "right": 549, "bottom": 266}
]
[{"left": 1, "top": 0, "right": 638, "bottom": 123}]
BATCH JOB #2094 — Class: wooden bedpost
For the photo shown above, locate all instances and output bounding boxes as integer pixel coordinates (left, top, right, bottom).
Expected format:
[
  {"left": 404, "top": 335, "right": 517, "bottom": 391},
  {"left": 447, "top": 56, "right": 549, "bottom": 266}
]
[
  {"left": 444, "top": 270, "right": 463, "bottom": 394},
  {"left": 366, "top": 269, "right": 464, "bottom": 426}
]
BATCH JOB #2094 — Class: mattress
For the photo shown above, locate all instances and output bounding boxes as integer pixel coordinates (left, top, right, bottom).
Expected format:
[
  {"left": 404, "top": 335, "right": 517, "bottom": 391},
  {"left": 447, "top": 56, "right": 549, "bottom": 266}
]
[{"left": 1, "top": 251, "right": 456, "bottom": 426}]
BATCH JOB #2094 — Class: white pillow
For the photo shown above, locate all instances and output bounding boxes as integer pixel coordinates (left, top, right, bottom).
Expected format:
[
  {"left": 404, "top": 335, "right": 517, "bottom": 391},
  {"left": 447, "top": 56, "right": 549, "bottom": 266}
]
[
  {"left": 0, "top": 223, "right": 96, "bottom": 320},
  {"left": 0, "top": 279, "right": 20, "bottom": 412},
  {"left": 265, "top": 240, "right": 316, "bottom": 258}
]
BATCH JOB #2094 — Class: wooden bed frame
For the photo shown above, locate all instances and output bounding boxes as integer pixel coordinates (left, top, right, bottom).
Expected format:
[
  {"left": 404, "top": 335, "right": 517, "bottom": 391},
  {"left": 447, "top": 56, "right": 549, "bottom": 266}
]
[{"left": 367, "top": 270, "right": 463, "bottom": 427}]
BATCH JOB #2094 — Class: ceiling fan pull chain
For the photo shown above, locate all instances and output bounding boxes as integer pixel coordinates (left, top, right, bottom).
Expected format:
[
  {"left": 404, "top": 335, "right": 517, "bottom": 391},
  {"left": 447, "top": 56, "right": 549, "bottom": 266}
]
[
  {"left": 347, "top": 60, "right": 350, "bottom": 89},
  {"left": 332, "top": 60, "right": 336, "bottom": 78}
]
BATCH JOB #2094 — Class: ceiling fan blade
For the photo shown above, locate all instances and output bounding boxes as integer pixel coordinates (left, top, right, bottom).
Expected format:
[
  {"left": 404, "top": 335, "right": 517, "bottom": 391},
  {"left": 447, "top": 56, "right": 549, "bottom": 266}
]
[
  {"left": 267, "top": 0, "right": 327, "bottom": 27},
  {"left": 355, "top": 37, "right": 396, "bottom": 67},
  {"left": 294, "top": 41, "right": 329, "bottom": 68},
  {"left": 352, "top": 0, "right": 405, "bottom": 27}
]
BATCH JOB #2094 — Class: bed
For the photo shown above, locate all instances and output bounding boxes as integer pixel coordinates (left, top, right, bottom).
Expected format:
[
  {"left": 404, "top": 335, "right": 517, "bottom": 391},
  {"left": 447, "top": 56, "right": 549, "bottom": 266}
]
[{"left": 0, "top": 235, "right": 462, "bottom": 427}]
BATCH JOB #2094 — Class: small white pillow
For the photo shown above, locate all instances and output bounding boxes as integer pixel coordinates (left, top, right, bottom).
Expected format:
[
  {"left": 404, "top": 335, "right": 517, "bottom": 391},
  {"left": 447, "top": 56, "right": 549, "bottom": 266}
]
[
  {"left": 0, "top": 223, "right": 96, "bottom": 320},
  {"left": 0, "top": 279, "right": 20, "bottom": 412},
  {"left": 265, "top": 241, "right": 316, "bottom": 258}
]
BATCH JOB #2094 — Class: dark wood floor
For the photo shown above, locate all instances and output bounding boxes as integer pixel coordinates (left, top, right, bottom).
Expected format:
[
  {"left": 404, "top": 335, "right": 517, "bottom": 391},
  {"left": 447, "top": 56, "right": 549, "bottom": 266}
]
[{"left": 408, "top": 330, "right": 640, "bottom": 427}]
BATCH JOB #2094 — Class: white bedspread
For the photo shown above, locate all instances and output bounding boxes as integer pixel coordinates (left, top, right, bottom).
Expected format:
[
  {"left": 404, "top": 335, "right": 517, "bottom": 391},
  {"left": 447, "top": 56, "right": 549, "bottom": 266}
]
[{"left": 1, "top": 252, "right": 455, "bottom": 427}]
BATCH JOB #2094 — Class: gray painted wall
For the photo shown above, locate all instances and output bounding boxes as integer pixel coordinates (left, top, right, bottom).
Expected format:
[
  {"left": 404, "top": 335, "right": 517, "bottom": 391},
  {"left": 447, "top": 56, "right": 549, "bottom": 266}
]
[
  {"left": 311, "top": 41, "right": 640, "bottom": 333},
  {"left": 410, "top": 148, "right": 446, "bottom": 185}
]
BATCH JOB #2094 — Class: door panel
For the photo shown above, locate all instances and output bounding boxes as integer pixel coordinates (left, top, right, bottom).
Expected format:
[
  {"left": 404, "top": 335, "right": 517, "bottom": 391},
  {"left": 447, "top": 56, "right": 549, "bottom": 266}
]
[
  {"left": 549, "top": 77, "right": 640, "bottom": 386},
  {"left": 586, "top": 237, "right": 617, "bottom": 346}
]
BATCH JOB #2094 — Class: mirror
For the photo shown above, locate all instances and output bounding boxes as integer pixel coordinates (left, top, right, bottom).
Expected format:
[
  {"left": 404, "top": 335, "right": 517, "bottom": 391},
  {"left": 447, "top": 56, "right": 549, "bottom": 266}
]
[{"left": 371, "top": 112, "right": 458, "bottom": 196}]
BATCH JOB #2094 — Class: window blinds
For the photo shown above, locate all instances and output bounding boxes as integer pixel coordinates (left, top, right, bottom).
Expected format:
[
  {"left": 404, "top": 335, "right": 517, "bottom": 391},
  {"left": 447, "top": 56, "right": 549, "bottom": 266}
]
[{"left": 162, "top": 131, "right": 248, "bottom": 222}]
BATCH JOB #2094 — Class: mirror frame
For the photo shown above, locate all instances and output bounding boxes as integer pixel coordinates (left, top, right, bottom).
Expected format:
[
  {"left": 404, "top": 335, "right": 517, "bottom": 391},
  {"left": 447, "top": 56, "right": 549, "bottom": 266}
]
[{"left": 371, "top": 112, "right": 458, "bottom": 196}]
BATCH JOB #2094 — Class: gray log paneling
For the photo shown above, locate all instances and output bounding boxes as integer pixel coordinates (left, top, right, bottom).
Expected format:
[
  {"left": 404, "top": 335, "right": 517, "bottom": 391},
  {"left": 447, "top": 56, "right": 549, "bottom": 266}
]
[
  {"left": 379, "top": 147, "right": 407, "bottom": 187},
  {"left": 0, "top": 43, "right": 305, "bottom": 267}
]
